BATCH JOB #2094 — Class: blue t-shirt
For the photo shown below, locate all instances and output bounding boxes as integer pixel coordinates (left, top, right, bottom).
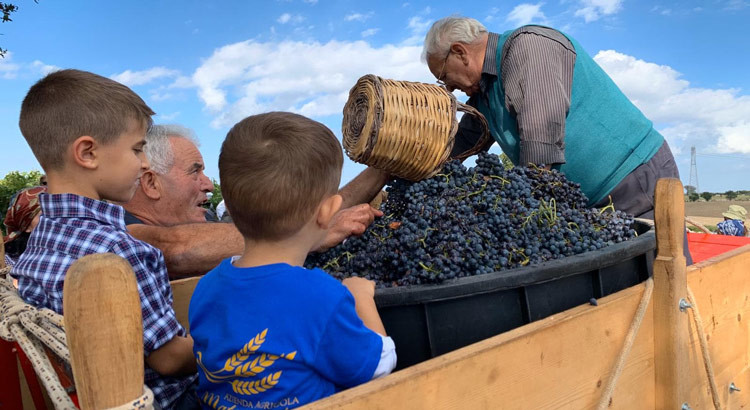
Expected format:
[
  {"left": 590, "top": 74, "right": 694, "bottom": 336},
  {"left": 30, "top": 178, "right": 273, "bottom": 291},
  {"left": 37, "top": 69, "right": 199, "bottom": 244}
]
[{"left": 189, "top": 259, "right": 383, "bottom": 409}]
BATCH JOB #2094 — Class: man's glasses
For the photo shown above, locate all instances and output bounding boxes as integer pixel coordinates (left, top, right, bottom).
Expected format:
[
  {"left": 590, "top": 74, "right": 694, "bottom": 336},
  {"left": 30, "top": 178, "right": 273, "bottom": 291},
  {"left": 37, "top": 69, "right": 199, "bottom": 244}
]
[{"left": 435, "top": 52, "right": 452, "bottom": 87}]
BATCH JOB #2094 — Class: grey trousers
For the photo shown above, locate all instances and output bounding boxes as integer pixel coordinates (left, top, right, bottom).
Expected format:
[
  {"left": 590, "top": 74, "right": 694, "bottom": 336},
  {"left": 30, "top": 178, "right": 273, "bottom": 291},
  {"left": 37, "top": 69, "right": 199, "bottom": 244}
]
[{"left": 593, "top": 141, "right": 693, "bottom": 265}]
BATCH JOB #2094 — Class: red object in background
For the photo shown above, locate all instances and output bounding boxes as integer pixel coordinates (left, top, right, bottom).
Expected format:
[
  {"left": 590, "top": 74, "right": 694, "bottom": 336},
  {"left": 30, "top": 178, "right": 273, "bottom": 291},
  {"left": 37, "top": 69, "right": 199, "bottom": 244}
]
[
  {"left": 688, "top": 232, "right": 750, "bottom": 263},
  {"left": 0, "top": 339, "right": 23, "bottom": 410}
]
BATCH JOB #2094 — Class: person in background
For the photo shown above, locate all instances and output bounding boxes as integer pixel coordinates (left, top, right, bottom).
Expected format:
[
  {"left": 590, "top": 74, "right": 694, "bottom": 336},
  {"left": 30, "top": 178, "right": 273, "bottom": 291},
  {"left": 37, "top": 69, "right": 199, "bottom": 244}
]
[
  {"left": 39, "top": 174, "right": 47, "bottom": 186},
  {"left": 717, "top": 205, "right": 747, "bottom": 237},
  {"left": 3, "top": 186, "right": 46, "bottom": 267},
  {"left": 215, "top": 199, "right": 231, "bottom": 222}
]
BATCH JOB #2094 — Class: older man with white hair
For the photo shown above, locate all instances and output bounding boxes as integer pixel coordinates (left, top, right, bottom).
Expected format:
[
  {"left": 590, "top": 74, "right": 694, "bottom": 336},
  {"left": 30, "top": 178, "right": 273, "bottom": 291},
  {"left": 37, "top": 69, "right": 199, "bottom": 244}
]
[
  {"left": 125, "top": 125, "right": 382, "bottom": 278},
  {"left": 343, "top": 17, "right": 692, "bottom": 263}
]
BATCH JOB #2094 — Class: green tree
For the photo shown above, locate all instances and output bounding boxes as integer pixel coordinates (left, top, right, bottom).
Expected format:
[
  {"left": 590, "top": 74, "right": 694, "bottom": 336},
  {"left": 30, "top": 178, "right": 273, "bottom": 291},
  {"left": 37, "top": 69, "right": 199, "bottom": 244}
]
[
  {"left": 1, "top": 1, "right": 38, "bottom": 58},
  {"left": 208, "top": 179, "right": 222, "bottom": 210},
  {"left": 725, "top": 190, "right": 738, "bottom": 200},
  {"left": 700, "top": 192, "right": 713, "bottom": 202},
  {"left": 1, "top": 2, "right": 19, "bottom": 57},
  {"left": 1, "top": 170, "right": 43, "bottom": 232},
  {"left": 689, "top": 193, "right": 700, "bottom": 202}
]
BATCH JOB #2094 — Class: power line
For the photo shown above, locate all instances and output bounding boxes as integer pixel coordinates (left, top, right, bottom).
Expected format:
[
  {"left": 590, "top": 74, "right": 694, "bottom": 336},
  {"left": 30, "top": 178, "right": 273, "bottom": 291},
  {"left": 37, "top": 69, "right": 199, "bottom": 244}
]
[{"left": 695, "top": 153, "right": 750, "bottom": 160}]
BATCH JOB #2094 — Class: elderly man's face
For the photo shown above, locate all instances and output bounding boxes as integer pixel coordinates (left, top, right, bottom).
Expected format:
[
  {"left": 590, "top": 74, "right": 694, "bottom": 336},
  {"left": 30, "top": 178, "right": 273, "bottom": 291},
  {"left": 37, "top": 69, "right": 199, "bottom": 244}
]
[
  {"left": 427, "top": 44, "right": 483, "bottom": 96},
  {"left": 156, "top": 136, "right": 214, "bottom": 225}
]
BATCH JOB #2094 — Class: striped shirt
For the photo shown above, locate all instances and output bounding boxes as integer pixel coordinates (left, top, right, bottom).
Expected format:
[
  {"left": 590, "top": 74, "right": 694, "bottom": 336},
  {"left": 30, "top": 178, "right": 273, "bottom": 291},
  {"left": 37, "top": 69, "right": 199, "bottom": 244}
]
[
  {"left": 12, "top": 193, "right": 196, "bottom": 408},
  {"left": 453, "top": 26, "right": 576, "bottom": 166}
]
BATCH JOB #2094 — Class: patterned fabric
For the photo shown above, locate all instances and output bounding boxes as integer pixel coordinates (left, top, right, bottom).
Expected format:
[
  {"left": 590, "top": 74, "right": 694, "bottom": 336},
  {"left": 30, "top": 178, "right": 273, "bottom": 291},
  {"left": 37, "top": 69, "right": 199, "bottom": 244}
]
[
  {"left": 4, "top": 186, "right": 46, "bottom": 244},
  {"left": 717, "top": 219, "right": 746, "bottom": 237},
  {"left": 5, "top": 254, "right": 16, "bottom": 267},
  {"left": 11, "top": 193, "right": 196, "bottom": 408}
]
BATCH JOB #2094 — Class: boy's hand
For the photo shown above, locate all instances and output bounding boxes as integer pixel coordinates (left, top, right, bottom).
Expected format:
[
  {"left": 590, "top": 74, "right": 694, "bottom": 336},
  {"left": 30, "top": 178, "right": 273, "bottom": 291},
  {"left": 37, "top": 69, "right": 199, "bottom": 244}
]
[
  {"left": 314, "top": 204, "right": 383, "bottom": 252},
  {"left": 342, "top": 277, "right": 376, "bottom": 298}
]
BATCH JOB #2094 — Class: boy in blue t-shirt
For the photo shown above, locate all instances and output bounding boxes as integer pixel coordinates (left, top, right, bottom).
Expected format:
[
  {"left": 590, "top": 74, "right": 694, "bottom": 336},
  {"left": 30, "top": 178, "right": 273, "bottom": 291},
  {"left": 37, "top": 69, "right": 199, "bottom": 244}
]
[{"left": 189, "top": 112, "right": 397, "bottom": 409}]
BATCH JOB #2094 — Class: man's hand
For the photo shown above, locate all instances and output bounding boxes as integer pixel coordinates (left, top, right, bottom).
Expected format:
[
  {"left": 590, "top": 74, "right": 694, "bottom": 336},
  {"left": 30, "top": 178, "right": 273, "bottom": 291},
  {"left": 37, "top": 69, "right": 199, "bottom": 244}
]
[{"left": 315, "top": 204, "right": 383, "bottom": 252}]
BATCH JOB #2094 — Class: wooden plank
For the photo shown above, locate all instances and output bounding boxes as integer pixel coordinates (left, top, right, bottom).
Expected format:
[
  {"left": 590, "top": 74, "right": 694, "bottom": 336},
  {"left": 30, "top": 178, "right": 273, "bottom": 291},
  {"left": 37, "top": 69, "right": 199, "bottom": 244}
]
[
  {"left": 685, "top": 245, "right": 750, "bottom": 408},
  {"left": 171, "top": 276, "right": 201, "bottom": 332},
  {"left": 652, "top": 178, "right": 689, "bottom": 408},
  {"left": 63, "top": 253, "right": 144, "bottom": 409},
  {"left": 305, "top": 282, "right": 655, "bottom": 409}
]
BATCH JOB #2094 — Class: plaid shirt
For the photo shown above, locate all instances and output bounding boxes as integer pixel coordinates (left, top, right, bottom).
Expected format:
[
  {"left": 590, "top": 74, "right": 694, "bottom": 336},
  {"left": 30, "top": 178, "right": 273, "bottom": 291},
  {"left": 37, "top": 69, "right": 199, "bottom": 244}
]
[{"left": 12, "top": 193, "right": 196, "bottom": 408}]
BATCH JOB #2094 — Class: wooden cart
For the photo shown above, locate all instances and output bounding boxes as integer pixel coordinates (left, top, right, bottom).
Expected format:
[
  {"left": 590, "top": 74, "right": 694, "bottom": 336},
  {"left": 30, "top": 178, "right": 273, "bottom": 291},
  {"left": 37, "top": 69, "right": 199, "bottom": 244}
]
[{"left": 6, "top": 178, "right": 750, "bottom": 409}]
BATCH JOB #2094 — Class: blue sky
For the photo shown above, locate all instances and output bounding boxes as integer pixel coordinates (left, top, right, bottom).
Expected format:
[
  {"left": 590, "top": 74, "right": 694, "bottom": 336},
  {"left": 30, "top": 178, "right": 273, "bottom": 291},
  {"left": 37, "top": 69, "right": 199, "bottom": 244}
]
[{"left": 1, "top": 0, "right": 748, "bottom": 193}]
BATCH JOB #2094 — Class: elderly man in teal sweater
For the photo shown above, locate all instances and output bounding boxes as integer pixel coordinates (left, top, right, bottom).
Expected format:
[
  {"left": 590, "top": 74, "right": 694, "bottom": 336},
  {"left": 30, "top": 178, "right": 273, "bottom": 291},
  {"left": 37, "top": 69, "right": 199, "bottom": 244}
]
[{"left": 341, "top": 16, "right": 692, "bottom": 264}]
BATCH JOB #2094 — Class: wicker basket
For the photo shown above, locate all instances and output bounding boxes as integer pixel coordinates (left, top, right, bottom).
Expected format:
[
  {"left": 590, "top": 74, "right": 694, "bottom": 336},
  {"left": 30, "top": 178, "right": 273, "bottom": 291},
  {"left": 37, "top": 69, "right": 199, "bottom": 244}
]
[{"left": 342, "top": 74, "right": 491, "bottom": 181}]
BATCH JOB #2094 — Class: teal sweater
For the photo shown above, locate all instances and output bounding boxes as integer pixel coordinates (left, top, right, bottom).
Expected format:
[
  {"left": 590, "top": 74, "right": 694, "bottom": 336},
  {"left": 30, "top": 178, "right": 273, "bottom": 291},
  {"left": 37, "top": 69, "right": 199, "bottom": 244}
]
[{"left": 475, "top": 28, "right": 664, "bottom": 205}]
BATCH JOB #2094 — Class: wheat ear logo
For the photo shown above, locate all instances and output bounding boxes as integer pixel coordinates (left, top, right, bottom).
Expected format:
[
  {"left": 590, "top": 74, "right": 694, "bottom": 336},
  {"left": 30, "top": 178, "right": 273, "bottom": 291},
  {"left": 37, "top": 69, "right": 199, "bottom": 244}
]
[{"left": 197, "top": 329, "right": 297, "bottom": 397}]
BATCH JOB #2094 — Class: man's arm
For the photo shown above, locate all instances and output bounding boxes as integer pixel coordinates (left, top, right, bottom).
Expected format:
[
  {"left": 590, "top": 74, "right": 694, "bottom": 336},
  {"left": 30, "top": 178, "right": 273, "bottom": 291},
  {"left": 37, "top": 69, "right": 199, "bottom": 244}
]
[
  {"left": 338, "top": 167, "right": 391, "bottom": 210},
  {"left": 127, "top": 222, "right": 244, "bottom": 278},
  {"left": 145, "top": 334, "right": 197, "bottom": 377},
  {"left": 128, "top": 205, "right": 384, "bottom": 277},
  {"left": 501, "top": 27, "right": 575, "bottom": 166}
]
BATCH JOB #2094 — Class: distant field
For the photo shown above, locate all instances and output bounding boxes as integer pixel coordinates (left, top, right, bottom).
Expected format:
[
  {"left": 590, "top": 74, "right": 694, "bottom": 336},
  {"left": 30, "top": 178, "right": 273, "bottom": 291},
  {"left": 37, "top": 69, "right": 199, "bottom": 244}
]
[{"left": 684, "top": 200, "right": 750, "bottom": 227}]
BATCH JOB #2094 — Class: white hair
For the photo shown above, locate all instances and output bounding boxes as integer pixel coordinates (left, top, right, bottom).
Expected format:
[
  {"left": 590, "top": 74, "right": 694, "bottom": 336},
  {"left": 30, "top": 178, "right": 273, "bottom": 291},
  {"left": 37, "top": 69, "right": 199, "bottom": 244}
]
[
  {"left": 144, "top": 124, "right": 200, "bottom": 175},
  {"left": 422, "top": 16, "right": 488, "bottom": 62}
]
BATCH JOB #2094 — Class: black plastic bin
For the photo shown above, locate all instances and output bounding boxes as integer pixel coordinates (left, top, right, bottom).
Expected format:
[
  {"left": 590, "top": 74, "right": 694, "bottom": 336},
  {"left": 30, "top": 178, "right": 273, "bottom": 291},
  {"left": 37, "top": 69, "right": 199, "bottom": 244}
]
[{"left": 374, "top": 220, "right": 655, "bottom": 369}]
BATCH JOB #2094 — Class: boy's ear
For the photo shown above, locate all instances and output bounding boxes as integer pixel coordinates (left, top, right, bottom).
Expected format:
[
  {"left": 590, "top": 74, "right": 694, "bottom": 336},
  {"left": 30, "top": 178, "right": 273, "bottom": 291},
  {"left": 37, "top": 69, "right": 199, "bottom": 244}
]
[
  {"left": 71, "top": 136, "right": 99, "bottom": 170},
  {"left": 139, "top": 171, "right": 162, "bottom": 200},
  {"left": 316, "top": 194, "right": 343, "bottom": 229}
]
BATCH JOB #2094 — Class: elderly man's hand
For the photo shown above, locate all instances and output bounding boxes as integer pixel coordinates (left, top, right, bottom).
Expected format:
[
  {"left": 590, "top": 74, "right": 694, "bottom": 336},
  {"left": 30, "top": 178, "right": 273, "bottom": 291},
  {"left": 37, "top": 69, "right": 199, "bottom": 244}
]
[{"left": 315, "top": 204, "right": 383, "bottom": 252}]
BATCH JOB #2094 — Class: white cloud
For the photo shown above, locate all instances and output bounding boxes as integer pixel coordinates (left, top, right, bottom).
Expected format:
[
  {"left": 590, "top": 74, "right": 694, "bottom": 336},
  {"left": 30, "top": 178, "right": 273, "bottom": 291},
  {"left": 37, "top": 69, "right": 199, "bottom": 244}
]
[
  {"left": 110, "top": 67, "right": 180, "bottom": 87},
  {"left": 157, "top": 111, "right": 181, "bottom": 121},
  {"left": 506, "top": 3, "right": 547, "bottom": 26},
  {"left": 31, "top": 60, "right": 60, "bottom": 75},
  {"left": 345, "top": 12, "right": 374, "bottom": 22},
  {"left": 575, "top": 0, "right": 624, "bottom": 22},
  {"left": 169, "top": 75, "right": 194, "bottom": 88},
  {"left": 594, "top": 50, "right": 750, "bottom": 155},
  {"left": 361, "top": 28, "right": 380, "bottom": 37},
  {"left": 277, "top": 13, "right": 304, "bottom": 24},
  {"left": 191, "top": 39, "right": 431, "bottom": 128},
  {"left": 0, "top": 52, "right": 21, "bottom": 79},
  {"left": 302, "top": 0, "right": 318, "bottom": 4},
  {"left": 402, "top": 15, "right": 432, "bottom": 46},
  {"left": 724, "top": 0, "right": 749, "bottom": 10},
  {"left": 485, "top": 7, "right": 501, "bottom": 22}
]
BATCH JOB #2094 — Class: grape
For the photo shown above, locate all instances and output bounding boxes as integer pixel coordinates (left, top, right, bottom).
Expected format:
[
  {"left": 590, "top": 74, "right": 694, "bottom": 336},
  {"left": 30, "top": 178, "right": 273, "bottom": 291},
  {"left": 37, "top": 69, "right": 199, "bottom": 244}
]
[{"left": 306, "top": 152, "right": 638, "bottom": 288}]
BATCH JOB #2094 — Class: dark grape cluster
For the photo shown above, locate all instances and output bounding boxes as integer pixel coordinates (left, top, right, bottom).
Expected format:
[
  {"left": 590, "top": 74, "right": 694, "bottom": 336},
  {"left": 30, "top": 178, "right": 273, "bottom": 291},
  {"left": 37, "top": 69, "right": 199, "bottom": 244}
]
[{"left": 306, "top": 152, "right": 637, "bottom": 287}]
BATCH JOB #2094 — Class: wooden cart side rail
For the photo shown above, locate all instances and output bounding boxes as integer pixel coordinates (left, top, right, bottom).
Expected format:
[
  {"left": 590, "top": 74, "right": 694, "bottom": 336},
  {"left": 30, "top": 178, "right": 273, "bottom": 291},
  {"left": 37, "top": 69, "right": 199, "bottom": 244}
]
[
  {"left": 686, "top": 244, "right": 750, "bottom": 408},
  {"left": 171, "top": 276, "right": 201, "bottom": 332}
]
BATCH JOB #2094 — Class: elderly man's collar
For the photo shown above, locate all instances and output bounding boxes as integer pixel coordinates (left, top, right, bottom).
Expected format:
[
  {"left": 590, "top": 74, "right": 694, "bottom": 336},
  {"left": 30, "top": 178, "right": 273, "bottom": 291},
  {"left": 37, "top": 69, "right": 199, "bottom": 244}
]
[
  {"left": 482, "top": 32, "right": 500, "bottom": 76},
  {"left": 478, "top": 32, "right": 499, "bottom": 96}
]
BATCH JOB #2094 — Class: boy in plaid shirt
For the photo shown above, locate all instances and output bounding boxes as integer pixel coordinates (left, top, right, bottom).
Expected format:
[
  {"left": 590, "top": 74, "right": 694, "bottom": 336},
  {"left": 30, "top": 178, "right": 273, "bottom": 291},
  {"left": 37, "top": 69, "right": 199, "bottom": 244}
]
[{"left": 12, "top": 69, "right": 198, "bottom": 409}]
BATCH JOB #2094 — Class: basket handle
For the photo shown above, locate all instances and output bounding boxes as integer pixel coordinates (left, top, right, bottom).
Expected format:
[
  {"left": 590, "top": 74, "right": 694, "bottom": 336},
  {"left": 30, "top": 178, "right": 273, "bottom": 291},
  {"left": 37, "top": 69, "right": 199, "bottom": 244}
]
[{"left": 450, "top": 102, "right": 493, "bottom": 162}]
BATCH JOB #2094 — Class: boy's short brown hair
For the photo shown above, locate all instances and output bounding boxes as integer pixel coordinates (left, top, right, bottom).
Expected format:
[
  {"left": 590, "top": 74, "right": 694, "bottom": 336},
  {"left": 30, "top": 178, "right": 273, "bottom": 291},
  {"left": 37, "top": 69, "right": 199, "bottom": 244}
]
[
  {"left": 19, "top": 69, "right": 155, "bottom": 171},
  {"left": 220, "top": 112, "right": 343, "bottom": 241}
]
